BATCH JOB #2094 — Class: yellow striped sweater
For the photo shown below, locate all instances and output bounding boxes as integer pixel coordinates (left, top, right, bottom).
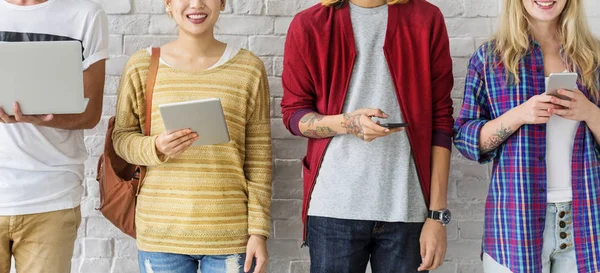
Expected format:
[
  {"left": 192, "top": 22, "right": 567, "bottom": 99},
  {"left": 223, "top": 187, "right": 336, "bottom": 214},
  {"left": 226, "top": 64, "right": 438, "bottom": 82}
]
[{"left": 112, "top": 49, "right": 272, "bottom": 255}]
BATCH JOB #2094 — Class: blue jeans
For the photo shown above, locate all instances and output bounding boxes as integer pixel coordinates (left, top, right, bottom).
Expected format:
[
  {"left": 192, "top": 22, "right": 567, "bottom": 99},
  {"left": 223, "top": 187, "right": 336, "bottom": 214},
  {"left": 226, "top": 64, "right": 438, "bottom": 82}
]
[
  {"left": 483, "top": 202, "right": 577, "bottom": 273},
  {"left": 138, "top": 251, "right": 253, "bottom": 273},
  {"left": 307, "top": 216, "right": 425, "bottom": 273}
]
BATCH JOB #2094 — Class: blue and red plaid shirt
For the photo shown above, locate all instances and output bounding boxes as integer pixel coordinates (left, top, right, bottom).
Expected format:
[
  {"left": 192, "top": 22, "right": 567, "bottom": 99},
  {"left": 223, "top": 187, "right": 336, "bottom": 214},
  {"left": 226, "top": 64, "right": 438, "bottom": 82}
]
[{"left": 454, "top": 41, "right": 600, "bottom": 273}]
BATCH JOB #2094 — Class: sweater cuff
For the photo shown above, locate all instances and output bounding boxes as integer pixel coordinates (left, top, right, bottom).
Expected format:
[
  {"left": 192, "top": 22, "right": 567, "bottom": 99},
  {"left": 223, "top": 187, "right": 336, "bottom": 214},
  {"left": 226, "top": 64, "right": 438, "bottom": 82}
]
[
  {"left": 149, "top": 135, "right": 169, "bottom": 165},
  {"left": 432, "top": 130, "right": 453, "bottom": 150},
  {"left": 289, "top": 108, "right": 316, "bottom": 136}
]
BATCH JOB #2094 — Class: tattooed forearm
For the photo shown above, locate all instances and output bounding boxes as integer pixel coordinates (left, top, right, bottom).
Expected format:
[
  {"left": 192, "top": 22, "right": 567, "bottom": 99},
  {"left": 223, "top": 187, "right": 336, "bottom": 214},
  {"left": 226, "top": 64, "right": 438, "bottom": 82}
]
[
  {"left": 481, "top": 123, "right": 513, "bottom": 154},
  {"left": 341, "top": 113, "right": 364, "bottom": 140},
  {"left": 303, "top": 127, "right": 338, "bottom": 138},
  {"left": 300, "top": 112, "right": 325, "bottom": 128}
]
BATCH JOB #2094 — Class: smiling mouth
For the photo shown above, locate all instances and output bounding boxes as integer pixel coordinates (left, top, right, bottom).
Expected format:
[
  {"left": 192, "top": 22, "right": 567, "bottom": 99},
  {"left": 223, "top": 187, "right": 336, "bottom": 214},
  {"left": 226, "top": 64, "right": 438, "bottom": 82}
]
[
  {"left": 534, "top": 1, "right": 556, "bottom": 8},
  {"left": 187, "top": 14, "right": 207, "bottom": 19}
]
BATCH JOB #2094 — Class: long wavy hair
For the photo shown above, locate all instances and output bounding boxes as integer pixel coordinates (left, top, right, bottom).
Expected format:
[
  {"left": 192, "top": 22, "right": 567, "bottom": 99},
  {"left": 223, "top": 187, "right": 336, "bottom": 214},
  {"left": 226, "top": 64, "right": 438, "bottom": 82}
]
[
  {"left": 321, "top": 0, "right": 408, "bottom": 7},
  {"left": 493, "top": 0, "right": 600, "bottom": 98}
]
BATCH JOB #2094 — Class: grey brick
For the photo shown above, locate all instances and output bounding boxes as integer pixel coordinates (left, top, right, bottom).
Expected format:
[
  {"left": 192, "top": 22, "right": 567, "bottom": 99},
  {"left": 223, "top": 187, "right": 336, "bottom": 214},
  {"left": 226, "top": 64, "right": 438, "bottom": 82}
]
[
  {"left": 274, "top": 219, "right": 304, "bottom": 239},
  {"left": 111, "top": 258, "right": 139, "bottom": 273},
  {"left": 249, "top": 36, "right": 286, "bottom": 56},
  {"left": 273, "top": 139, "right": 308, "bottom": 159},
  {"left": 272, "top": 178, "right": 304, "bottom": 200},
  {"left": 268, "top": 260, "right": 291, "bottom": 273},
  {"left": 217, "top": 16, "right": 274, "bottom": 35},
  {"left": 459, "top": 221, "right": 484, "bottom": 240},
  {"left": 92, "top": 0, "right": 131, "bottom": 14},
  {"left": 290, "top": 261, "right": 310, "bottom": 273},
  {"left": 269, "top": 77, "right": 283, "bottom": 97},
  {"left": 83, "top": 239, "right": 112, "bottom": 258},
  {"left": 432, "top": 262, "right": 458, "bottom": 273},
  {"left": 108, "top": 15, "right": 150, "bottom": 35},
  {"left": 267, "top": 240, "right": 309, "bottom": 260},
  {"left": 233, "top": 0, "right": 264, "bottom": 15},
  {"left": 445, "top": 18, "right": 493, "bottom": 38},
  {"left": 458, "top": 262, "right": 484, "bottom": 273},
  {"left": 457, "top": 177, "right": 490, "bottom": 200},
  {"left": 445, "top": 240, "right": 482, "bottom": 262},
  {"left": 274, "top": 159, "right": 302, "bottom": 181},
  {"left": 271, "top": 199, "right": 303, "bottom": 220},
  {"left": 271, "top": 119, "right": 301, "bottom": 140}
]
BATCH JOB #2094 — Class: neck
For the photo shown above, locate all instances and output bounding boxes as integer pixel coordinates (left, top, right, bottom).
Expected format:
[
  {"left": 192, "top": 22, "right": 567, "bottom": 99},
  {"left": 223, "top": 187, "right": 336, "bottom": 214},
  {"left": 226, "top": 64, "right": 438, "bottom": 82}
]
[
  {"left": 6, "top": 0, "right": 47, "bottom": 5},
  {"left": 349, "top": 0, "right": 387, "bottom": 8},
  {"left": 174, "top": 30, "right": 220, "bottom": 56},
  {"left": 531, "top": 19, "right": 560, "bottom": 46}
]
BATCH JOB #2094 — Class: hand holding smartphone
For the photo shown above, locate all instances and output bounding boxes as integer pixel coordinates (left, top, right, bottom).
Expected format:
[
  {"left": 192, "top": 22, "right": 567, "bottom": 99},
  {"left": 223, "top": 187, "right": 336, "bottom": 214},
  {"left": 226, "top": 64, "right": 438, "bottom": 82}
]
[
  {"left": 379, "top": 123, "right": 408, "bottom": 129},
  {"left": 546, "top": 72, "right": 578, "bottom": 101}
]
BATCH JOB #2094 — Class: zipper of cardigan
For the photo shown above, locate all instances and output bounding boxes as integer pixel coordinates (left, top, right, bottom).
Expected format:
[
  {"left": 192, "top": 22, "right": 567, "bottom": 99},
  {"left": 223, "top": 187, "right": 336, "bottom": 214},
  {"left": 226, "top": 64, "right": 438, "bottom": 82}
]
[{"left": 300, "top": 141, "right": 332, "bottom": 248}]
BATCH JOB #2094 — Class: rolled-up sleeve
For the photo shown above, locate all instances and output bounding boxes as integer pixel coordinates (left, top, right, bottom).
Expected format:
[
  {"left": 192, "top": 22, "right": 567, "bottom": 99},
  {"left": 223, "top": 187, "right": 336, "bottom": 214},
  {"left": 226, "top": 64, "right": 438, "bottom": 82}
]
[
  {"left": 453, "top": 50, "right": 496, "bottom": 164},
  {"left": 429, "top": 8, "right": 455, "bottom": 150}
]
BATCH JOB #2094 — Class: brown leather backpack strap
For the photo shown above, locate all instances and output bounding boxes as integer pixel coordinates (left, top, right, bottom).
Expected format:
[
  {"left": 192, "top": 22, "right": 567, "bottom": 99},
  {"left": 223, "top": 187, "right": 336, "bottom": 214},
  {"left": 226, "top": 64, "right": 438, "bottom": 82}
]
[
  {"left": 136, "top": 48, "right": 160, "bottom": 194},
  {"left": 144, "top": 47, "right": 160, "bottom": 136}
]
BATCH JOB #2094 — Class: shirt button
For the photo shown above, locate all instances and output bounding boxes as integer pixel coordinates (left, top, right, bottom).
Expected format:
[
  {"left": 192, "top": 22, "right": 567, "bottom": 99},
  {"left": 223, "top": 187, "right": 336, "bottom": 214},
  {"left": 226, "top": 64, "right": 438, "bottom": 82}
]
[
  {"left": 538, "top": 156, "right": 544, "bottom": 161},
  {"left": 538, "top": 125, "right": 545, "bottom": 130},
  {"left": 537, "top": 67, "right": 543, "bottom": 73},
  {"left": 559, "top": 221, "right": 566, "bottom": 228},
  {"left": 539, "top": 217, "right": 545, "bottom": 222},
  {"left": 560, "top": 243, "right": 568, "bottom": 250},
  {"left": 560, "top": 232, "right": 567, "bottom": 239},
  {"left": 540, "top": 188, "right": 545, "bottom": 193},
  {"left": 559, "top": 211, "right": 566, "bottom": 218}
]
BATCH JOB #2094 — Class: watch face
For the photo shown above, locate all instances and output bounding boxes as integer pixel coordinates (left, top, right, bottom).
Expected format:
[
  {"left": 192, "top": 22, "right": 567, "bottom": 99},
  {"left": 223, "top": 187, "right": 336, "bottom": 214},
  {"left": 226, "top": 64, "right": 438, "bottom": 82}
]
[{"left": 442, "top": 210, "right": 451, "bottom": 224}]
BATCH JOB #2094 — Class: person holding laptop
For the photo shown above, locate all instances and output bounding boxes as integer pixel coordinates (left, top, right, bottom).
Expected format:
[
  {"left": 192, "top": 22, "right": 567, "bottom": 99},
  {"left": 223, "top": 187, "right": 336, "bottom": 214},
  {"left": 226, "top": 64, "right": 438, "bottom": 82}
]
[
  {"left": 0, "top": 0, "right": 108, "bottom": 272},
  {"left": 281, "top": 0, "right": 454, "bottom": 272},
  {"left": 454, "top": 0, "right": 600, "bottom": 272},
  {"left": 111, "top": 0, "right": 272, "bottom": 272}
]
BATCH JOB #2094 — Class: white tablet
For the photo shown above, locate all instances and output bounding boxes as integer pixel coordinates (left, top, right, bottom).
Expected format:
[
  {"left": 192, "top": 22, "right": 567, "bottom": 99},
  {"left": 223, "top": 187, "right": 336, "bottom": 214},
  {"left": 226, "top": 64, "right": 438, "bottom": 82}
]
[
  {"left": 159, "top": 98, "right": 231, "bottom": 146},
  {"left": 0, "top": 41, "right": 88, "bottom": 115}
]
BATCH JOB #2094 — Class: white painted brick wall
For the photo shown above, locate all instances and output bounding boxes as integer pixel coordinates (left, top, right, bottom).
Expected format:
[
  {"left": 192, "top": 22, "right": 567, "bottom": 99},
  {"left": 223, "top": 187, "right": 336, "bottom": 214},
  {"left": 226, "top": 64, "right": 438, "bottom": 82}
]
[{"left": 8, "top": 1, "right": 600, "bottom": 273}]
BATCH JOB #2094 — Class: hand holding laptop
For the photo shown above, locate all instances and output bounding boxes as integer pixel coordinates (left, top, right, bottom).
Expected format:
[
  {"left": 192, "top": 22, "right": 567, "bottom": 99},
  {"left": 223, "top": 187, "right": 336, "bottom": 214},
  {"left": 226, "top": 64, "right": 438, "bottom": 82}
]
[
  {"left": 0, "top": 41, "right": 88, "bottom": 116},
  {"left": 0, "top": 102, "right": 54, "bottom": 124}
]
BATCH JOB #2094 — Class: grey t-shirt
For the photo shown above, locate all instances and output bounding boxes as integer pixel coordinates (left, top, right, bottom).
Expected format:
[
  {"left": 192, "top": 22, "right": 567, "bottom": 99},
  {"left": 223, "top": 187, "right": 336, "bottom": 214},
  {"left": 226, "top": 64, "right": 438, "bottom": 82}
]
[{"left": 307, "top": 2, "right": 427, "bottom": 223}]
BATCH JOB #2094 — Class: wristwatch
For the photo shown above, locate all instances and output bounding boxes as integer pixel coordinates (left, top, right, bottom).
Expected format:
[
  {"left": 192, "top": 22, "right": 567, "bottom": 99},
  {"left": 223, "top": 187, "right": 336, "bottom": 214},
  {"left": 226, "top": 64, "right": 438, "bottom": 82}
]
[{"left": 428, "top": 209, "right": 451, "bottom": 226}]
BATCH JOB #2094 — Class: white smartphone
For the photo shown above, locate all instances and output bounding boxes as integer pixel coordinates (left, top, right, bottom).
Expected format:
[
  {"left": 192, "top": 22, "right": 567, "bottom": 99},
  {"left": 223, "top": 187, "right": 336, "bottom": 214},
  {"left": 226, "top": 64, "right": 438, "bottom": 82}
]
[{"left": 545, "top": 72, "right": 578, "bottom": 101}]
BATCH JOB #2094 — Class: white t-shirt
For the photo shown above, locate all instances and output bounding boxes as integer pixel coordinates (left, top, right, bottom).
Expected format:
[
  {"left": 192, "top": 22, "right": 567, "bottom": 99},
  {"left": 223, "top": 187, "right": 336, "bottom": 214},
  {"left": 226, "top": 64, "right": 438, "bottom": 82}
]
[
  {"left": 545, "top": 75, "right": 580, "bottom": 203},
  {"left": 0, "top": 0, "right": 109, "bottom": 216},
  {"left": 146, "top": 44, "right": 241, "bottom": 70}
]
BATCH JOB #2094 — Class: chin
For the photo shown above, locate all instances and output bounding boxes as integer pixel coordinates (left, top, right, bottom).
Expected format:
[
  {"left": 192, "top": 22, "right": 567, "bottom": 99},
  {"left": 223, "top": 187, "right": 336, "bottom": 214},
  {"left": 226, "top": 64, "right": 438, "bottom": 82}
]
[
  {"left": 525, "top": 0, "right": 565, "bottom": 22},
  {"left": 181, "top": 26, "right": 211, "bottom": 36}
]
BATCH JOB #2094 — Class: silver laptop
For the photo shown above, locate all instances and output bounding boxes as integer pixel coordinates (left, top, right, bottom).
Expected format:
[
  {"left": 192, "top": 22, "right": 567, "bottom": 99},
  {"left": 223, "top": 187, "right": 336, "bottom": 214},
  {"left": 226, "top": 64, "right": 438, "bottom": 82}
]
[
  {"left": 0, "top": 41, "right": 88, "bottom": 116},
  {"left": 159, "top": 98, "right": 231, "bottom": 146}
]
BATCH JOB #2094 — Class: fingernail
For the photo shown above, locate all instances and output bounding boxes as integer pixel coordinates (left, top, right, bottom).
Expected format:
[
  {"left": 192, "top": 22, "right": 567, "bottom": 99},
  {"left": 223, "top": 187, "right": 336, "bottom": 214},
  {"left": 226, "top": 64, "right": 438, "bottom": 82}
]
[{"left": 385, "top": 129, "right": 390, "bottom": 133}]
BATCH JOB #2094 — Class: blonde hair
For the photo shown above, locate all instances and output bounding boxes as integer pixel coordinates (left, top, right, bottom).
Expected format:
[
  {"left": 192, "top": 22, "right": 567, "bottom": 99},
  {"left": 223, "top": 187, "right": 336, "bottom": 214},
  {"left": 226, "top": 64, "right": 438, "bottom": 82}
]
[
  {"left": 321, "top": 0, "right": 408, "bottom": 7},
  {"left": 493, "top": 0, "right": 600, "bottom": 99}
]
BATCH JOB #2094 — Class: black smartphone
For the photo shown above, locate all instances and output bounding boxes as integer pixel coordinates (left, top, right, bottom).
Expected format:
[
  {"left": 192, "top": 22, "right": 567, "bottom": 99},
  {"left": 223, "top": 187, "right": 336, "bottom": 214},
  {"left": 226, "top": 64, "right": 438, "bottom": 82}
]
[{"left": 380, "top": 123, "right": 408, "bottom": 129}]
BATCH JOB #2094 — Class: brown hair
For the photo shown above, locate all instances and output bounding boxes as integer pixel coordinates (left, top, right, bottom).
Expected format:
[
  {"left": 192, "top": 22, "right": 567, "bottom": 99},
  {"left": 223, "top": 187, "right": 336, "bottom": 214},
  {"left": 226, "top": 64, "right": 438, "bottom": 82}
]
[{"left": 321, "top": 0, "right": 408, "bottom": 7}]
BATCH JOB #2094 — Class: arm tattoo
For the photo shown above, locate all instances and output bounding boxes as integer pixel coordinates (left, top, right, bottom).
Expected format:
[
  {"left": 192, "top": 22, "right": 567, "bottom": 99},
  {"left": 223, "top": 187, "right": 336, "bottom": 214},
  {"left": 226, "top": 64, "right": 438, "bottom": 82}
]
[
  {"left": 300, "top": 112, "right": 325, "bottom": 128},
  {"left": 341, "top": 113, "right": 364, "bottom": 140},
  {"left": 481, "top": 123, "right": 513, "bottom": 154},
  {"left": 303, "top": 127, "right": 338, "bottom": 138},
  {"left": 300, "top": 112, "right": 335, "bottom": 138}
]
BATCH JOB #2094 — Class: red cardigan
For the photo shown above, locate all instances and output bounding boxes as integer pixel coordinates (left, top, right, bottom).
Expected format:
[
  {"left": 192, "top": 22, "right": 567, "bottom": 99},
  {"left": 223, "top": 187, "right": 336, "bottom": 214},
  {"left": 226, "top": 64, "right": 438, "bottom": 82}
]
[{"left": 281, "top": 0, "right": 454, "bottom": 237}]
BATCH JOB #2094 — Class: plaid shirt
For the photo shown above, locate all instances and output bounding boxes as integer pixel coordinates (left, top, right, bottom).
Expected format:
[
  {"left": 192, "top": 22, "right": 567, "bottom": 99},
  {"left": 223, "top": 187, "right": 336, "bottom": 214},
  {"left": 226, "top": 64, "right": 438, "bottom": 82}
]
[{"left": 454, "top": 41, "right": 600, "bottom": 273}]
